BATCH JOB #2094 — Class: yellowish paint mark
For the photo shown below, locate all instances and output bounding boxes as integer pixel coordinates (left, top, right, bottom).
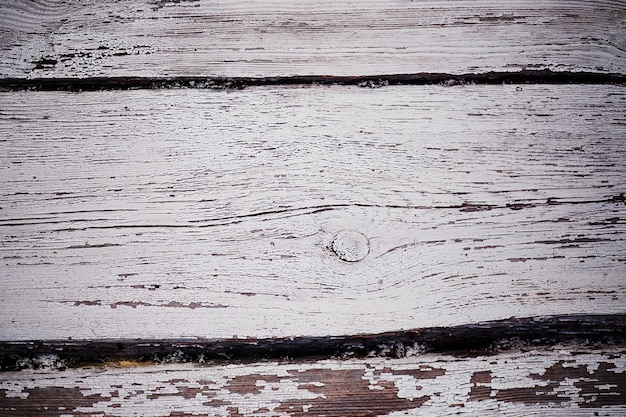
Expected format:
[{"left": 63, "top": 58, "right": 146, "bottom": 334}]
[{"left": 105, "top": 360, "right": 155, "bottom": 368}]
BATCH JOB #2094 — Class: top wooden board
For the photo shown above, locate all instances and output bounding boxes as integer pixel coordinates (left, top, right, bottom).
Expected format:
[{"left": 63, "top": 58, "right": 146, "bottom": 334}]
[{"left": 1, "top": 0, "right": 625, "bottom": 78}]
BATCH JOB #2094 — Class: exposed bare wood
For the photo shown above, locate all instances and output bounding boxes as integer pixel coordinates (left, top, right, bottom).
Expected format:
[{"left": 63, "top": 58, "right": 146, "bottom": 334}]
[
  {"left": 1, "top": 343, "right": 625, "bottom": 416},
  {"left": 1, "top": 84, "right": 625, "bottom": 341},
  {"left": 1, "top": 0, "right": 625, "bottom": 78}
]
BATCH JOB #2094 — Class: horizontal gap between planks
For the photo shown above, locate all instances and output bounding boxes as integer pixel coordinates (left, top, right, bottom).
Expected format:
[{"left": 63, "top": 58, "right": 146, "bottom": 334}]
[
  {"left": 1, "top": 314, "right": 625, "bottom": 371},
  {"left": 1, "top": 70, "right": 626, "bottom": 91}
]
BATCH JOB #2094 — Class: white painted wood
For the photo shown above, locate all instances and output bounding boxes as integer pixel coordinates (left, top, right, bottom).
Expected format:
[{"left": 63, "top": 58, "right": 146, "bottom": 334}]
[
  {"left": 1, "top": 84, "right": 624, "bottom": 341},
  {"left": 1, "top": 0, "right": 624, "bottom": 78},
  {"left": 1, "top": 343, "right": 625, "bottom": 416},
  {"left": 2, "top": 2, "right": 625, "bottom": 415}
]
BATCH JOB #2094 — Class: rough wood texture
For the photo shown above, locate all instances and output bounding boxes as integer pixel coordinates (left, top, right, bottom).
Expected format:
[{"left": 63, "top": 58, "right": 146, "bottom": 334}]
[
  {"left": 1, "top": 84, "right": 625, "bottom": 341},
  {"left": 1, "top": 343, "right": 625, "bottom": 416},
  {"left": 1, "top": 0, "right": 625, "bottom": 78},
  {"left": 2, "top": 1, "right": 626, "bottom": 414}
]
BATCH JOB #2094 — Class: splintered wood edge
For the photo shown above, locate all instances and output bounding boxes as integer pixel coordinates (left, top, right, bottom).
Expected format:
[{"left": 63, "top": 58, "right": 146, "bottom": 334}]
[
  {"left": 1, "top": 70, "right": 626, "bottom": 91},
  {"left": 1, "top": 314, "right": 624, "bottom": 371}
]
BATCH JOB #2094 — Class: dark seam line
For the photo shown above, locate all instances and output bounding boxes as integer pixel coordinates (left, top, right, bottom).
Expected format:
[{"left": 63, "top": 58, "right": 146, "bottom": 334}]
[
  {"left": 1, "top": 314, "right": 624, "bottom": 371},
  {"left": 1, "top": 70, "right": 625, "bottom": 91}
]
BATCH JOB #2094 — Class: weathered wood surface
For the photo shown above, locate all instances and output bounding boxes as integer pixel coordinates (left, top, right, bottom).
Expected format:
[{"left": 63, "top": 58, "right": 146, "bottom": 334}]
[
  {"left": 1, "top": 1, "right": 626, "bottom": 415},
  {"left": 1, "top": 343, "right": 625, "bottom": 416},
  {"left": 1, "top": 0, "right": 625, "bottom": 79},
  {"left": 1, "top": 84, "right": 625, "bottom": 341}
]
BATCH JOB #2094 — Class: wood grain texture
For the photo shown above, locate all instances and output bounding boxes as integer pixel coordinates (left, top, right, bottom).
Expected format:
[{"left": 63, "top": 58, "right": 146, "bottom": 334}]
[
  {"left": 1, "top": 343, "right": 625, "bottom": 416},
  {"left": 1, "top": 0, "right": 625, "bottom": 78},
  {"left": 1, "top": 84, "right": 625, "bottom": 341},
  {"left": 2, "top": 1, "right": 625, "bottom": 414}
]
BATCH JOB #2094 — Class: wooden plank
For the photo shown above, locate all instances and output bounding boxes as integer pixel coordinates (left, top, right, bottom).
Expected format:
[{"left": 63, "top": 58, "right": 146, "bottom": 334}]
[
  {"left": 1, "top": 0, "right": 625, "bottom": 78},
  {"left": 1, "top": 84, "right": 625, "bottom": 341},
  {"left": 1, "top": 343, "right": 625, "bottom": 416}
]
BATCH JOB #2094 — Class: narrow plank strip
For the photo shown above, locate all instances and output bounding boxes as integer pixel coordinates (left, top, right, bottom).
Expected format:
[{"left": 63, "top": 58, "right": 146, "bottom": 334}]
[
  {"left": 1, "top": 343, "right": 625, "bottom": 416},
  {"left": 1, "top": 0, "right": 625, "bottom": 78},
  {"left": 1, "top": 84, "right": 624, "bottom": 341}
]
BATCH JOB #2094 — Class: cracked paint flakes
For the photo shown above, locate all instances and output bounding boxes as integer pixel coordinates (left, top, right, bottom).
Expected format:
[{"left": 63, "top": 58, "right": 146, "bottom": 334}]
[
  {"left": 472, "top": 351, "right": 626, "bottom": 408},
  {"left": 1, "top": 347, "right": 625, "bottom": 416}
]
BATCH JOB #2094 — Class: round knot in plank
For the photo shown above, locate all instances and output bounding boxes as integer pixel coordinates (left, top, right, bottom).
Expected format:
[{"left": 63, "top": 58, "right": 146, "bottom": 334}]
[{"left": 331, "top": 230, "right": 370, "bottom": 262}]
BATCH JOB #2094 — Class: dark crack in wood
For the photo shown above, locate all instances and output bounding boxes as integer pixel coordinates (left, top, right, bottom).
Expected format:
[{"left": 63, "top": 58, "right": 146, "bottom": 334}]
[
  {"left": 1, "top": 314, "right": 624, "bottom": 371},
  {"left": 1, "top": 70, "right": 625, "bottom": 92}
]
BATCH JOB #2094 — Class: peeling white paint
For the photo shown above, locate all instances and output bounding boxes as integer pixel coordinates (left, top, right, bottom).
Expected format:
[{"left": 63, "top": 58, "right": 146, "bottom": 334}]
[{"left": 1, "top": 345, "right": 624, "bottom": 416}]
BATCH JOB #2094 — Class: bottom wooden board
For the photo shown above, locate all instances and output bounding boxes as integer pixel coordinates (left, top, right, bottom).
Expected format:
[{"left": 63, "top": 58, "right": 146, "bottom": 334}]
[{"left": 1, "top": 343, "right": 624, "bottom": 416}]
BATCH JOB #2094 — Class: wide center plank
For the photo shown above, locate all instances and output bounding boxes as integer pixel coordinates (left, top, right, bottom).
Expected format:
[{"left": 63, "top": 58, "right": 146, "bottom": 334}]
[{"left": 1, "top": 84, "right": 625, "bottom": 340}]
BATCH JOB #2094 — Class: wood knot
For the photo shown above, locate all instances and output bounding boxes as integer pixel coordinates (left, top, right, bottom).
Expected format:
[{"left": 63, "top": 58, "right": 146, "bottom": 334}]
[{"left": 331, "top": 230, "right": 370, "bottom": 262}]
